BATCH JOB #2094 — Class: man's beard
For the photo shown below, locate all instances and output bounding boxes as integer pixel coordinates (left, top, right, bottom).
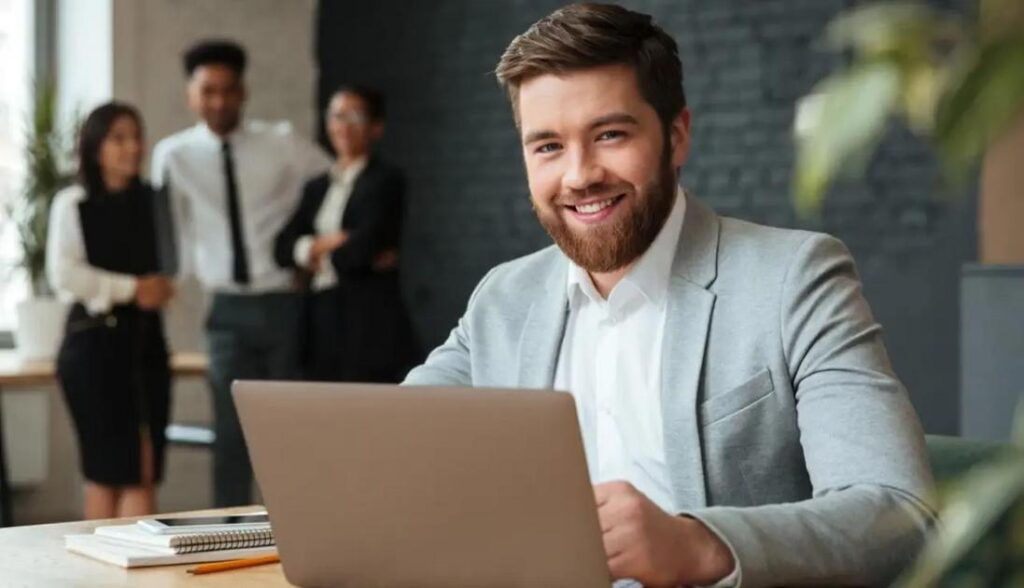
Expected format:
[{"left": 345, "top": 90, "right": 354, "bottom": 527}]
[{"left": 534, "top": 149, "right": 677, "bottom": 274}]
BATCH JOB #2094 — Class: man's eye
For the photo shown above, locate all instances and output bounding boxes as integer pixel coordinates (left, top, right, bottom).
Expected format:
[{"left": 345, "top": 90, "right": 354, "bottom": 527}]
[
  {"left": 597, "top": 130, "right": 625, "bottom": 141},
  {"left": 536, "top": 142, "right": 561, "bottom": 154}
]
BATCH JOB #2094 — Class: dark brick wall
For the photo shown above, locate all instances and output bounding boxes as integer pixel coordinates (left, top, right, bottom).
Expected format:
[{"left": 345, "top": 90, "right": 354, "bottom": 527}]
[{"left": 315, "top": 0, "right": 976, "bottom": 434}]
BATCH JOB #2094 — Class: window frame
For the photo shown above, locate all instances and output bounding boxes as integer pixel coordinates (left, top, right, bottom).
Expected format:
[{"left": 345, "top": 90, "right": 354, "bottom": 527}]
[{"left": 0, "top": 0, "right": 54, "bottom": 349}]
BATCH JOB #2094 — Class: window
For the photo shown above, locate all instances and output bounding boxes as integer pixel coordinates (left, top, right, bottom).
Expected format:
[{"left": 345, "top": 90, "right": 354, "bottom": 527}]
[{"left": 0, "top": 0, "right": 34, "bottom": 333}]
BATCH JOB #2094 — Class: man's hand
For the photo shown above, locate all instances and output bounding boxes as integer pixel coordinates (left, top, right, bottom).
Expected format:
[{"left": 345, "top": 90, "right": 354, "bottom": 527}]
[
  {"left": 135, "top": 275, "right": 174, "bottom": 309},
  {"left": 594, "top": 481, "right": 734, "bottom": 587},
  {"left": 308, "top": 232, "right": 349, "bottom": 272}
]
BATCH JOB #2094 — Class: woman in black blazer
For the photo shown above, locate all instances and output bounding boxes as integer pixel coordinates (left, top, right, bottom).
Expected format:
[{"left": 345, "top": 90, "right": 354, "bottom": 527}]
[{"left": 275, "top": 86, "right": 420, "bottom": 382}]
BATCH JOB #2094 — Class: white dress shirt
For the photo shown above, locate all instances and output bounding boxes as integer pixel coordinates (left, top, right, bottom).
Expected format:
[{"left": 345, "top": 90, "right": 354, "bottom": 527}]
[
  {"left": 151, "top": 120, "right": 331, "bottom": 294},
  {"left": 554, "top": 188, "right": 739, "bottom": 587},
  {"left": 554, "top": 188, "right": 686, "bottom": 513},
  {"left": 292, "top": 158, "right": 367, "bottom": 291},
  {"left": 46, "top": 185, "right": 137, "bottom": 314}
]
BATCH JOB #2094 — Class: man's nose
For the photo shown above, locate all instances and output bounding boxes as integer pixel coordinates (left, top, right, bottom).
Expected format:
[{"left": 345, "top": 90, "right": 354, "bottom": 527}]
[{"left": 561, "top": 147, "right": 604, "bottom": 193}]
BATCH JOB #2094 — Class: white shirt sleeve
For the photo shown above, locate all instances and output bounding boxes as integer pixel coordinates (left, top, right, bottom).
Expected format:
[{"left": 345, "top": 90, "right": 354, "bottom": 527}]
[
  {"left": 293, "top": 235, "right": 316, "bottom": 269},
  {"left": 45, "top": 186, "right": 137, "bottom": 314}
]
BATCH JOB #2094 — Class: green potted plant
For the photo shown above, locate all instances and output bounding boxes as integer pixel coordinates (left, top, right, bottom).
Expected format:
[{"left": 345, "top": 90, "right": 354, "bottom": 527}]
[
  {"left": 8, "top": 79, "right": 74, "bottom": 359},
  {"left": 899, "top": 410, "right": 1024, "bottom": 587},
  {"left": 792, "top": 0, "right": 1024, "bottom": 216},
  {"left": 793, "top": 1, "right": 1024, "bottom": 584}
]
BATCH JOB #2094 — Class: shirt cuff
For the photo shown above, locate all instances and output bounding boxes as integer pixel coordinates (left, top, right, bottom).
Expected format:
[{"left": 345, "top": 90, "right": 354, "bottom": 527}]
[
  {"left": 697, "top": 564, "right": 740, "bottom": 588},
  {"left": 683, "top": 513, "right": 742, "bottom": 588},
  {"left": 110, "top": 274, "right": 138, "bottom": 305},
  {"left": 83, "top": 274, "right": 137, "bottom": 315},
  {"left": 294, "top": 235, "right": 315, "bottom": 269}
]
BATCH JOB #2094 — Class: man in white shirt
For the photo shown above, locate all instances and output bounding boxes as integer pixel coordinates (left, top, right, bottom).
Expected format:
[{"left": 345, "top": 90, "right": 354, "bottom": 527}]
[
  {"left": 151, "top": 40, "right": 330, "bottom": 507},
  {"left": 404, "top": 4, "right": 935, "bottom": 586}
]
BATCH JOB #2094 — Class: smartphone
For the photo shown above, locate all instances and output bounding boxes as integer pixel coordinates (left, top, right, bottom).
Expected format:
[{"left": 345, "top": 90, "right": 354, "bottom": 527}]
[{"left": 137, "top": 512, "right": 270, "bottom": 534}]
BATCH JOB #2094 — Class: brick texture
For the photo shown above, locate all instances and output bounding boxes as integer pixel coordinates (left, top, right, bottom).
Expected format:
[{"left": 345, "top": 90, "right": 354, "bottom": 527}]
[{"left": 315, "top": 0, "right": 976, "bottom": 433}]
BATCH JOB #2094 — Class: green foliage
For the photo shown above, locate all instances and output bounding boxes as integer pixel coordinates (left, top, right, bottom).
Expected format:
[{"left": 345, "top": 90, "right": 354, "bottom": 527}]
[
  {"left": 794, "top": 0, "right": 1024, "bottom": 216},
  {"left": 7, "top": 79, "right": 74, "bottom": 295},
  {"left": 935, "top": 37, "right": 1024, "bottom": 180},
  {"left": 897, "top": 404, "right": 1024, "bottom": 587}
]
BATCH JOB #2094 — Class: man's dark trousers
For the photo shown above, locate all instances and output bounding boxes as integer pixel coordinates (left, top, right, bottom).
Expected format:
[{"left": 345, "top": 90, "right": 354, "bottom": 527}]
[{"left": 205, "top": 291, "right": 303, "bottom": 507}]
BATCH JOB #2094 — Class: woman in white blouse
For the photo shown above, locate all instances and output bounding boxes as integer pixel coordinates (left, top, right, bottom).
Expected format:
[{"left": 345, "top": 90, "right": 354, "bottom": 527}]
[{"left": 46, "top": 102, "right": 174, "bottom": 519}]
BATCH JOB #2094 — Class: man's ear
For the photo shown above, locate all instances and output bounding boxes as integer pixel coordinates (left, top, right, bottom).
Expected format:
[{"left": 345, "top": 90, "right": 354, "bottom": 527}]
[{"left": 669, "top": 108, "right": 692, "bottom": 168}]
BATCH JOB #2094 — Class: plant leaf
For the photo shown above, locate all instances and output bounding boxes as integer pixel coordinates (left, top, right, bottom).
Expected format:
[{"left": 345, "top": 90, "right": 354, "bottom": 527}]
[
  {"left": 823, "top": 2, "right": 950, "bottom": 58},
  {"left": 934, "top": 37, "right": 1024, "bottom": 182},
  {"left": 794, "top": 60, "right": 902, "bottom": 215},
  {"left": 979, "top": 0, "right": 1024, "bottom": 44},
  {"left": 896, "top": 453, "right": 1024, "bottom": 587}
]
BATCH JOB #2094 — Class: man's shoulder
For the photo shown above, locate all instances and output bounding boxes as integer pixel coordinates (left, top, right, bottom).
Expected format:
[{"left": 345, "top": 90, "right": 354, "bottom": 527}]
[
  {"left": 151, "top": 126, "right": 205, "bottom": 164},
  {"left": 718, "top": 212, "right": 814, "bottom": 249},
  {"left": 154, "top": 125, "right": 201, "bottom": 149},
  {"left": 244, "top": 120, "right": 314, "bottom": 149},
  {"left": 718, "top": 212, "right": 840, "bottom": 263},
  {"left": 470, "top": 244, "right": 565, "bottom": 308},
  {"left": 711, "top": 210, "right": 853, "bottom": 289},
  {"left": 244, "top": 119, "right": 296, "bottom": 137}
]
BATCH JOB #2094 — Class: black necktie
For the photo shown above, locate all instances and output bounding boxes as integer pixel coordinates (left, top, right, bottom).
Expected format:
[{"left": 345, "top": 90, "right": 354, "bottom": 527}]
[{"left": 222, "top": 141, "right": 250, "bottom": 285}]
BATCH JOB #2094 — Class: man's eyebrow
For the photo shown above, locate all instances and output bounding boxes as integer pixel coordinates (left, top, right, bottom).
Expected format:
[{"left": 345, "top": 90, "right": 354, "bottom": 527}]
[
  {"left": 522, "top": 112, "right": 640, "bottom": 145},
  {"left": 588, "top": 112, "right": 639, "bottom": 129},
  {"left": 523, "top": 129, "right": 558, "bottom": 145}
]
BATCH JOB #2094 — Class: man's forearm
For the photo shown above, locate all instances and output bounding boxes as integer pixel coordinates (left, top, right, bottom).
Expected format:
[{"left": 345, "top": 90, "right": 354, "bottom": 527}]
[{"left": 683, "top": 485, "right": 934, "bottom": 588}]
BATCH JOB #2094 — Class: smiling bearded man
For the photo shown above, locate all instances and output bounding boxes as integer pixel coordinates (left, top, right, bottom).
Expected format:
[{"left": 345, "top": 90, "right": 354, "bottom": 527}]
[
  {"left": 404, "top": 3, "right": 936, "bottom": 587},
  {"left": 533, "top": 112, "right": 677, "bottom": 275}
]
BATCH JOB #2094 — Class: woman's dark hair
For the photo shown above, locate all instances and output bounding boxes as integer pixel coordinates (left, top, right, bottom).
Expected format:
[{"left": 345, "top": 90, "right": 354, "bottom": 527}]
[
  {"left": 333, "top": 85, "right": 386, "bottom": 122},
  {"left": 77, "top": 101, "right": 144, "bottom": 196}
]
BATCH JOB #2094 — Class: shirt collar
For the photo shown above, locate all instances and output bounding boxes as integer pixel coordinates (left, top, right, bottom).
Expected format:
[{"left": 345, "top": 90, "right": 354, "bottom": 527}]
[
  {"left": 566, "top": 186, "right": 687, "bottom": 310},
  {"left": 329, "top": 157, "right": 368, "bottom": 184},
  {"left": 196, "top": 121, "right": 246, "bottom": 145}
]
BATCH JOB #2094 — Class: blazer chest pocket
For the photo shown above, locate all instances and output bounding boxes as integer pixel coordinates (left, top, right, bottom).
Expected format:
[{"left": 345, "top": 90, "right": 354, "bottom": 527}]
[{"left": 700, "top": 368, "right": 774, "bottom": 426}]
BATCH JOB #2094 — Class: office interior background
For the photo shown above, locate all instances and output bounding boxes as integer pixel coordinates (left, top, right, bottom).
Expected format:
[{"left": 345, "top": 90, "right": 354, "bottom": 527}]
[{"left": 0, "top": 0, "right": 1020, "bottom": 524}]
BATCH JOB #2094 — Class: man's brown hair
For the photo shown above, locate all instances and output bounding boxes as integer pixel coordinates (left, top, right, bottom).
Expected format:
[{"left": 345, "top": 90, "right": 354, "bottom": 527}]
[{"left": 495, "top": 2, "right": 686, "bottom": 130}]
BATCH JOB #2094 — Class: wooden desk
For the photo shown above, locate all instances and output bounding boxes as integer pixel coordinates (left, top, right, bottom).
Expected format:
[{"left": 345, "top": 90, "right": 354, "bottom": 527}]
[
  {"left": 0, "top": 506, "right": 289, "bottom": 587},
  {"left": 0, "top": 351, "right": 209, "bottom": 527},
  {"left": 0, "top": 351, "right": 208, "bottom": 387}
]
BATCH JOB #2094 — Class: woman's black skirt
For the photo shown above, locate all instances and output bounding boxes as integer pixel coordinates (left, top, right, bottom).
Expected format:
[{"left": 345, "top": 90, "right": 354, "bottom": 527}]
[{"left": 56, "top": 303, "right": 171, "bottom": 485}]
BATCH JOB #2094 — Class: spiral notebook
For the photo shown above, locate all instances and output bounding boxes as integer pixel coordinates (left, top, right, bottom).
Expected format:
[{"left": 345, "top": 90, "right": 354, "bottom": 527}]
[
  {"left": 96, "top": 524, "right": 274, "bottom": 553},
  {"left": 65, "top": 524, "right": 276, "bottom": 568}
]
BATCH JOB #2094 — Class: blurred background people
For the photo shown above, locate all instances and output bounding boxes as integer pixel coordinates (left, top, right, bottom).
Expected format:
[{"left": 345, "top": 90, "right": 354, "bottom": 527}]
[
  {"left": 47, "top": 102, "right": 174, "bottom": 519},
  {"left": 151, "top": 40, "right": 330, "bottom": 508},
  {"left": 275, "top": 86, "right": 420, "bottom": 383}
]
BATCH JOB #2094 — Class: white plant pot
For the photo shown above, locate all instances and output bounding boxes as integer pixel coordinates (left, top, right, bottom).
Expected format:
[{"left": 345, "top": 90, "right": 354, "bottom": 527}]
[{"left": 14, "top": 297, "right": 70, "bottom": 360}]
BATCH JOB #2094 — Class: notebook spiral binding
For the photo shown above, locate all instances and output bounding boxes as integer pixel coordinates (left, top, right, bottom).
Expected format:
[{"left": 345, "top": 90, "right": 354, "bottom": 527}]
[{"left": 170, "top": 528, "right": 276, "bottom": 554}]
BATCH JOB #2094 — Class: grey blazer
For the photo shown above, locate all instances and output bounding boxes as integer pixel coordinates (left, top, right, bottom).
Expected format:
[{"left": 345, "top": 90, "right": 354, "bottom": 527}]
[{"left": 405, "top": 195, "right": 936, "bottom": 587}]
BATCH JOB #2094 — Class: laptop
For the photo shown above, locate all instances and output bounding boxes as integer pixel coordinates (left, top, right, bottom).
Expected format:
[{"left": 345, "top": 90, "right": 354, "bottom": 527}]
[{"left": 233, "top": 381, "right": 611, "bottom": 588}]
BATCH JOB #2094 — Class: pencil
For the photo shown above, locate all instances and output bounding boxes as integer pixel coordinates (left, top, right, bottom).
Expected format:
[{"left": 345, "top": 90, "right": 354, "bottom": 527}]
[{"left": 186, "top": 554, "right": 281, "bottom": 575}]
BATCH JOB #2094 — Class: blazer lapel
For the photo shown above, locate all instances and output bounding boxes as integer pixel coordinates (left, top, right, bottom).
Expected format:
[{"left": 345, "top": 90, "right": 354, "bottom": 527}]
[
  {"left": 661, "top": 195, "right": 720, "bottom": 510},
  {"left": 517, "top": 256, "right": 570, "bottom": 389},
  {"left": 338, "top": 157, "right": 377, "bottom": 230}
]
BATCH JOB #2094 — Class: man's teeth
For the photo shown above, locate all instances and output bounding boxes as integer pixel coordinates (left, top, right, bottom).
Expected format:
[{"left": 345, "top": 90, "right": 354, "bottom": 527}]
[{"left": 574, "top": 197, "right": 617, "bottom": 214}]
